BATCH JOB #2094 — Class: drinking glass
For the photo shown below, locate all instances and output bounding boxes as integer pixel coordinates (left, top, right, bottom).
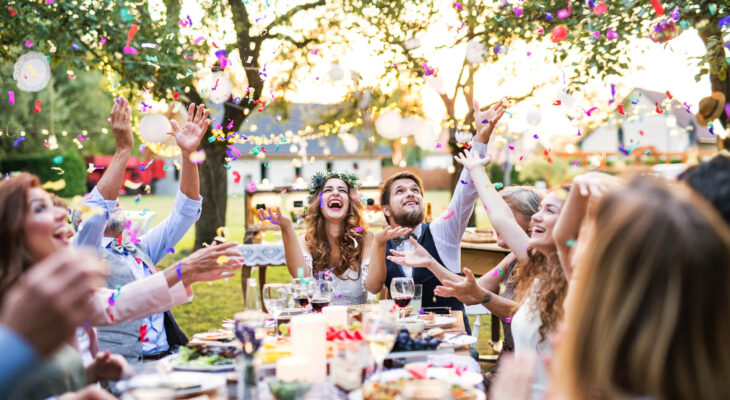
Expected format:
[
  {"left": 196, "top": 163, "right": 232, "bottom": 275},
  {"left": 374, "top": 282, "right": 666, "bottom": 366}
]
[
  {"left": 309, "top": 280, "right": 333, "bottom": 313},
  {"left": 331, "top": 341, "right": 366, "bottom": 394},
  {"left": 390, "top": 277, "right": 415, "bottom": 318},
  {"left": 290, "top": 278, "right": 310, "bottom": 310},
  {"left": 409, "top": 285, "right": 423, "bottom": 316},
  {"left": 263, "top": 283, "right": 289, "bottom": 337},
  {"left": 362, "top": 308, "right": 397, "bottom": 382}
]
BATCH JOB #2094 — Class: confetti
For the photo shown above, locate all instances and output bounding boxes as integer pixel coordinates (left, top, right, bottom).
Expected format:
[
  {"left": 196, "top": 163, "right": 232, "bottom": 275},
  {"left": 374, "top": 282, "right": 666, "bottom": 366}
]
[
  {"left": 453, "top": 2, "right": 462, "bottom": 10},
  {"left": 508, "top": 145, "right": 514, "bottom": 150},
  {"left": 566, "top": 239, "right": 576, "bottom": 247},
  {"left": 176, "top": 263, "right": 183, "bottom": 279},
  {"left": 355, "top": 226, "right": 364, "bottom": 232},
  {"left": 217, "top": 255, "right": 229, "bottom": 265},
  {"left": 34, "top": 100, "right": 41, "bottom": 113},
  {"left": 655, "top": 102, "right": 664, "bottom": 114},
  {"left": 194, "top": 36, "right": 205, "bottom": 44},
  {"left": 552, "top": 100, "right": 561, "bottom": 106},
  {"left": 584, "top": 107, "right": 599, "bottom": 117},
  {"left": 665, "top": 91, "right": 672, "bottom": 99},
  {"left": 107, "top": 292, "right": 116, "bottom": 307},
  {"left": 13, "top": 137, "right": 25, "bottom": 147},
  {"left": 8, "top": 91, "right": 14, "bottom": 104},
  {"left": 720, "top": 16, "right": 730, "bottom": 28},
  {"left": 441, "top": 209, "right": 455, "bottom": 220},
  {"left": 504, "top": 317, "right": 512, "bottom": 323},
  {"left": 618, "top": 104, "right": 625, "bottom": 115},
  {"left": 51, "top": 167, "right": 63, "bottom": 175},
  {"left": 124, "top": 180, "right": 142, "bottom": 190},
  {"left": 139, "top": 325, "right": 148, "bottom": 342},
  {"left": 648, "top": 0, "right": 665, "bottom": 16},
  {"left": 189, "top": 150, "right": 206, "bottom": 164},
  {"left": 99, "top": 37, "right": 107, "bottom": 45},
  {"left": 123, "top": 24, "right": 139, "bottom": 55},
  {"left": 247, "top": 182, "right": 257, "bottom": 193},
  {"left": 232, "top": 171, "right": 241, "bottom": 183},
  {"left": 551, "top": 25, "right": 568, "bottom": 43},
  {"left": 606, "top": 29, "right": 618, "bottom": 40},
  {"left": 41, "top": 179, "right": 66, "bottom": 191}
]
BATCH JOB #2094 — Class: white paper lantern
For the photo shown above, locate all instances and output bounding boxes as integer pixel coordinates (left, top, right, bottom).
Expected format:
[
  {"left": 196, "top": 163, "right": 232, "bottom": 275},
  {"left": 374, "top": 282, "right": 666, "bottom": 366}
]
[
  {"left": 465, "top": 38, "right": 487, "bottom": 64},
  {"left": 375, "top": 110, "right": 403, "bottom": 139},
  {"left": 328, "top": 64, "right": 344, "bottom": 81},
  {"left": 556, "top": 90, "right": 575, "bottom": 109},
  {"left": 404, "top": 37, "right": 421, "bottom": 50},
  {"left": 13, "top": 51, "right": 51, "bottom": 92},
  {"left": 414, "top": 120, "right": 439, "bottom": 150},
  {"left": 400, "top": 116, "right": 421, "bottom": 138},
  {"left": 425, "top": 75, "right": 447, "bottom": 95},
  {"left": 204, "top": 71, "right": 233, "bottom": 104},
  {"left": 526, "top": 109, "right": 542, "bottom": 126},
  {"left": 340, "top": 133, "right": 359, "bottom": 154},
  {"left": 138, "top": 114, "right": 173, "bottom": 144}
]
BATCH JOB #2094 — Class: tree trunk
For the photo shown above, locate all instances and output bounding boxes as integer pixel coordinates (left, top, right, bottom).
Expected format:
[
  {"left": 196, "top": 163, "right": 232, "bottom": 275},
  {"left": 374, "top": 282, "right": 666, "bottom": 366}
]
[
  {"left": 195, "top": 141, "right": 228, "bottom": 249},
  {"left": 698, "top": 24, "right": 729, "bottom": 150}
]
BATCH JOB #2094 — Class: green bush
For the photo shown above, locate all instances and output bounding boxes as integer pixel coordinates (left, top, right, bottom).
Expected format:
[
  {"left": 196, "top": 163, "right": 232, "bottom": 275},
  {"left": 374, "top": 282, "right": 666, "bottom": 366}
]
[{"left": 0, "top": 151, "right": 87, "bottom": 197}]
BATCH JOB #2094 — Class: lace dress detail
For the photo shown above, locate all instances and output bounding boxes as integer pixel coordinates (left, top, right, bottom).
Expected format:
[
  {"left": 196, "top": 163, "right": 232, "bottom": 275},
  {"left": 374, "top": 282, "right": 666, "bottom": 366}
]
[{"left": 303, "top": 252, "right": 369, "bottom": 306}]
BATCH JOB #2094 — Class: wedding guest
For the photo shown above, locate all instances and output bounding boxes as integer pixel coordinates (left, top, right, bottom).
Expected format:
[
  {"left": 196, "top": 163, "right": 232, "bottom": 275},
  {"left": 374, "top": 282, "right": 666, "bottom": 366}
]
[
  {"left": 449, "top": 149, "right": 569, "bottom": 399},
  {"left": 552, "top": 178, "right": 730, "bottom": 399},
  {"left": 258, "top": 171, "right": 374, "bottom": 305},
  {"left": 677, "top": 152, "right": 730, "bottom": 225},
  {"left": 367, "top": 101, "right": 505, "bottom": 334}
]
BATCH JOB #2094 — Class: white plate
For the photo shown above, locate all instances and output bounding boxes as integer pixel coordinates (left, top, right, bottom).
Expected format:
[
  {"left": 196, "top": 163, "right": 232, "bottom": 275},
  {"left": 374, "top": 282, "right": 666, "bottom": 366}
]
[
  {"left": 371, "top": 367, "right": 483, "bottom": 387},
  {"left": 166, "top": 354, "right": 236, "bottom": 372},
  {"left": 120, "top": 371, "right": 226, "bottom": 398},
  {"left": 440, "top": 333, "right": 478, "bottom": 348},
  {"left": 399, "top": 315, "right": 458, "bottom": 328}
]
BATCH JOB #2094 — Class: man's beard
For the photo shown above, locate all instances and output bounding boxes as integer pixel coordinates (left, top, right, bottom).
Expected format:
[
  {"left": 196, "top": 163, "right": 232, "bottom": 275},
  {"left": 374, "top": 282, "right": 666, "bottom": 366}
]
[{"left": 391, "top": 207, "right": 424, "bottom": 228}]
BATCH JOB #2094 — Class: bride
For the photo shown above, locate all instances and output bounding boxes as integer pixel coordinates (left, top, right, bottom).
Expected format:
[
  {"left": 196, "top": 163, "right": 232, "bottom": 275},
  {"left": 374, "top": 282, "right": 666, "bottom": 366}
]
[{"left": 257, "top": 171, "right": 374, "bottom": 305}]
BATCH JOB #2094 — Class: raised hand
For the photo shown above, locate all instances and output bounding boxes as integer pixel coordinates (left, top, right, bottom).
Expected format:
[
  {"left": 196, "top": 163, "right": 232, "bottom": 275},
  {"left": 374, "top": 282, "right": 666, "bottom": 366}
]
[
  {"left": 375, "top": 225, "right": 413, "bottom": 245},
  {"left": 107, "top": 96, "right": 133, "bottom": 151},
  {"left": 387, "top": 237, "right": 435, "bottom": 268},
  {"left": 179, "top": 241, "right": 244, "bottom": 284},
  {"left": 170, "top": 103, "right": 210, "bottom": 156},
  {"left": 257, "top": 206, "right": 292, "bottom": 229},
  {"left": 473, "top": 99, "right": 505, "bottom": 143},
  {"left": 454, "top": 149, "right": 492, "bottom": 172},
  {"left": 572, "top": 171, "right": 619, "bottom": 198},
  {"left": 85, "top": 351, "right": 132, "bottom": 382},
  {"left": 434, "top": 267, "right": 487, "bottom": 305}
]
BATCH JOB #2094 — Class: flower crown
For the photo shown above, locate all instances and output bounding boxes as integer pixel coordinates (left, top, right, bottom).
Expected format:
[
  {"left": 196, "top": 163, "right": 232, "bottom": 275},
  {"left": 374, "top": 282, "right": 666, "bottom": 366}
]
[{"left": 308, "top": 171, "right": 360, "bottom": 200}]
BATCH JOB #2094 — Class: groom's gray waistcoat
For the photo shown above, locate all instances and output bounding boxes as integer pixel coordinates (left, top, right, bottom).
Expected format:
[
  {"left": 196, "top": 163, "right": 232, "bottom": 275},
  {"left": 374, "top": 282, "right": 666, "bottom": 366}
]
[{"left": 96, "top": 243, "right": 188, "bottom": 364}]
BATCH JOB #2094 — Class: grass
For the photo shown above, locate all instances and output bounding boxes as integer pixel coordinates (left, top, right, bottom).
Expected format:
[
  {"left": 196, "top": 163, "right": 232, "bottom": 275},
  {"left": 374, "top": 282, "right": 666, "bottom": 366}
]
[{"left": 112, "top": 191, "right": 501, "bottom": 361}]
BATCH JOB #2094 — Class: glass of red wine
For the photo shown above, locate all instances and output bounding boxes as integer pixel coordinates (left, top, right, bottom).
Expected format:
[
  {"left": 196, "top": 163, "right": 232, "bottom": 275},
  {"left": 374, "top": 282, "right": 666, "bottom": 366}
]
[
  {"left": 291, "top": 278, "right": 310, "bottom": 311},
  {"left": 309, "top": 280, "right": 333, "bottom": 313},
  {"left": 390, "top": 277, "right": 415, "bottom": 319}
]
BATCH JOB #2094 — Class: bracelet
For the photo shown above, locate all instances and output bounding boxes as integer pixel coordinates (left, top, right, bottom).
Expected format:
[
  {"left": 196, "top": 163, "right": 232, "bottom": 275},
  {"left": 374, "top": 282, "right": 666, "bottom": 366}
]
[
  {"left": 176, "top": 263, "right": 183, "bottom": 280},
  {"left": 482, "top": 291, "right": 493, "bottom": 304}
]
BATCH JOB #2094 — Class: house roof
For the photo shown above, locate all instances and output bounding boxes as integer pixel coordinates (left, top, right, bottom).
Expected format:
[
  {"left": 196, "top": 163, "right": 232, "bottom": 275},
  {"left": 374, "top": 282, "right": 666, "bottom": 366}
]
[
  {"left": 230, "top": 103, "right": 392, "bottom": 158},
  {"left": 578, "top": 88, "right": 715, "bottom": 144}
]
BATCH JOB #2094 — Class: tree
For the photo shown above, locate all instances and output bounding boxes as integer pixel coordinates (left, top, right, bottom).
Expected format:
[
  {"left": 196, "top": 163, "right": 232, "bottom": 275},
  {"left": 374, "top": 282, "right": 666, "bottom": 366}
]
[{"left": 1, "top": 0, "right": 335, "bottom": 248}]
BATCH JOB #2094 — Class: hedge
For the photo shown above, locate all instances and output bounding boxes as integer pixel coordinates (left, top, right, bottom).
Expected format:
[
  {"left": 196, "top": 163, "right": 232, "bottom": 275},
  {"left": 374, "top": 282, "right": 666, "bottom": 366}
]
[{"left": 0, "top": 151, "right": 87, "bottom": 197}]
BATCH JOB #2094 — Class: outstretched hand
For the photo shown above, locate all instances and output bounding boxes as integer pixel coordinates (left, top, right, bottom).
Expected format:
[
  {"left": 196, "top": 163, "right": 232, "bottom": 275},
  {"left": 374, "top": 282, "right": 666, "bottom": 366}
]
[
  {"left": 473, "top": 99, "right": 505, "bottom": 143},
  {"left": 434, "top": 267, "right": 486, "bottom": 305},
  {"left": 387, "top": 237, "right": 434, "bottom": 268},
  {"left": 454, "top": 149, "right": 492, "bottom": 172},
  {"left": 257, "top": 206, "right": 292, "bottom": 229},
  {"left": 375, "top": 225, "right": 413, "bottom": 245},
  {"left": 171, "top": 103, "right": 210, "bottom": 155},
  {"left": 107, "top": 97, "right": 133, "bottom": 151},
  {"left": 86, "top": 351, "right": 132, "bottom": 383},
  {"left": 180, "top": 241, "right": 244, "bottom": 284},
  {"left": 572, "top": 171, "right": 620, "bottom": 198}
]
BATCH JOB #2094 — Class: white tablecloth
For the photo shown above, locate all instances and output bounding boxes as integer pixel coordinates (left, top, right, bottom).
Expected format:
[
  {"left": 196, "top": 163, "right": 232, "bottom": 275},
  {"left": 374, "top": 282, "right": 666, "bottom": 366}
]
[{"left": 236, "top": 243, "right": 286, "bottom": 267}]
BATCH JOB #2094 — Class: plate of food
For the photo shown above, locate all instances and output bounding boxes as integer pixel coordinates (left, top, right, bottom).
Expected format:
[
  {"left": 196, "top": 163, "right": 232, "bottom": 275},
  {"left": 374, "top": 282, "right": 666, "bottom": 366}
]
[
  {"left": 400, "top": 314, "right": 457, "bottom": 328},
  {"left": 440, "top": 332, "right": 478, "bottom": 348},
  {"left": 168, "top": 342, "right": 239, "bottom": 372},
  {"left": 461, "top": 229, "right": 497, "bottom": 244},
  {"left": 363, "top": 376, "right": 485, "bottom": 400},
  {"left": 372, "top": 364, "right": 483, "bottom": 387},
  {"left": 192, "top": 330, "right": 236, "bottom": 344}
]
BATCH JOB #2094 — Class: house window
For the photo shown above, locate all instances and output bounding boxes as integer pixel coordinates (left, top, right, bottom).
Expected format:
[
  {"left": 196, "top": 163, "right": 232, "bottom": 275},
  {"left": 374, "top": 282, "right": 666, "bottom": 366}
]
[
  {"left": 326, "top": 161, "right": 333, "bottom": 171},
  {"left": 617, "top": 126, "right": 625, "bottom": 146},
  {"left": 260, "top": 162, "right": 268, "bottom": 180},
  {"left": 295, "top": 166, "right": 302, "bottom": 178}
]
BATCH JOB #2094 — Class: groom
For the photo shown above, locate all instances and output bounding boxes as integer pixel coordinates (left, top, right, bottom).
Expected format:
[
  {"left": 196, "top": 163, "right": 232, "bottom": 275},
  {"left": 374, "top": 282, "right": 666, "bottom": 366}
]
[{"left": 367, "top": 101, "right": 504, "bottom": 334}]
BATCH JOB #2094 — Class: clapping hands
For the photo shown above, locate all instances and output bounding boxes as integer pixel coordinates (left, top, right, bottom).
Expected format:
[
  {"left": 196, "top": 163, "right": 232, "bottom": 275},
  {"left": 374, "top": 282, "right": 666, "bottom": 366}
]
[{"left": 171, "top": 103, "right": 210, "bottom": 156}]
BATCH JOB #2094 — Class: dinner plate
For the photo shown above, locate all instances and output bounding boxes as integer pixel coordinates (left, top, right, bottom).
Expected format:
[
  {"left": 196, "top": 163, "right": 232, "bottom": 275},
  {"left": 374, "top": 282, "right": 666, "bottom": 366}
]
[
  {"left": 399, "top": 315, "right": 458, "bottom": 328},
  {"left": 119, "top": 371, "right": 226, "bottom": 399},
  {"left": 440, "top": 333, "right": 478, "bottom": 348},
  {"left": 372, "top": 367, "right": 483, "bottom": 387},
  {"left": 166, "top": 353, "right": 236, "bottom": 372}
]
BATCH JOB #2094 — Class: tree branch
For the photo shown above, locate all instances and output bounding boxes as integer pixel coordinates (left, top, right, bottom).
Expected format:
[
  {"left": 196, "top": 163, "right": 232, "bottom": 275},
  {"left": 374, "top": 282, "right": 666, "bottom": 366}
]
[
  {"left": 265, "top": 33, "right": 320, "bottom": 48},
  {"left": 265, "top": 0, "right": 325, "bottom": 31}
]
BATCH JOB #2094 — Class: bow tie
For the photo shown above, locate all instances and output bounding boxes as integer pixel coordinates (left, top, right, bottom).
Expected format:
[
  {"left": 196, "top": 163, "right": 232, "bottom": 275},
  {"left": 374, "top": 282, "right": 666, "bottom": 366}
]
[
  {"left": 110, "top": 239, "right": 137, "bottom": 254},
  {"left": 391, "top": 233, "right": 417, "bottom": 247}
]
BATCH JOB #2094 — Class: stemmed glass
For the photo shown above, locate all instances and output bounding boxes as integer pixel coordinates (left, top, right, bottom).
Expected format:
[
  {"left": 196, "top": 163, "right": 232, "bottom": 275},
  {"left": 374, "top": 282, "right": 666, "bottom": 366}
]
[
  {"left": 262, "top": 283, "right": 289, "bottom": 337},
  {"left": 362, "top": 307, "right": 397, "bottom": 382},
  {"left": 390, "top": 277, "right": 415, "bottom": 318},
  {"left": 309, "top": 280, "right": 333, "bottom": 312},
  {"left": 291, "top": 278, "right": 310, "bottom": 311}
]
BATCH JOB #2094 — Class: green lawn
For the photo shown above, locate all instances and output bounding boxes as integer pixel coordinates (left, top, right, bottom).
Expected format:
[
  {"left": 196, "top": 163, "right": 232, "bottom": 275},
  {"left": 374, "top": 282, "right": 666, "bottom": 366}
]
[{"left": 113, "top": 191, "right": 500, "bottom": 360}]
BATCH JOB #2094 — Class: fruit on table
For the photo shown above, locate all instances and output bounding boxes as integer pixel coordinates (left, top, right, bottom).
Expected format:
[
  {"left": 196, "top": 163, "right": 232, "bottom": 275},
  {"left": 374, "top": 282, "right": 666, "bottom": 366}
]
[{"left": 392, "top": 328, "right": 442, "bottom": 352}]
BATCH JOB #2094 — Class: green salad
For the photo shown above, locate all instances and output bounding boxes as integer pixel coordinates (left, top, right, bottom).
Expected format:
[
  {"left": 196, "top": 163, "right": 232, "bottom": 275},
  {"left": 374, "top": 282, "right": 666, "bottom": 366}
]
[{"left": 174, "top": 343, "right": 238, "bottom": 367}]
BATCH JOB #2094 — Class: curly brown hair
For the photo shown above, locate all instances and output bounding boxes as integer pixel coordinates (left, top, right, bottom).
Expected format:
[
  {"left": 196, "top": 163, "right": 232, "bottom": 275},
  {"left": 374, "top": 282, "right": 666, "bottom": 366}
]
[
  {"left": 511, "top": 250, "right": 568, "bottom": 343},
  {"left": 304, "top": 178, "right": 368, "bottom": 279}
]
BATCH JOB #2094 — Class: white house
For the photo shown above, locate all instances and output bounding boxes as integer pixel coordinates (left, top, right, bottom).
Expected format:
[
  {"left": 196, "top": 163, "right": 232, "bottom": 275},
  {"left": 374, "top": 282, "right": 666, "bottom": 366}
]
[{"left": 579, "top": 88, "right": 716, "bottom": 153}]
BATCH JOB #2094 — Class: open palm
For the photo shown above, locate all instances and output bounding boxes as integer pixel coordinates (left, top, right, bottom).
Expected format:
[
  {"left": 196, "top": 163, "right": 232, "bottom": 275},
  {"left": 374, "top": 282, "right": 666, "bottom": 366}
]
[
  {"left": 454, "top": 149, "right": 492, "bottom": 172},
  {"left": 171, "top": 103, "right": 210, "bottom": 155},
  {"left": 473, "top": 99, "right": 505, "bottom": 139},
  {"left": 387, "top": 237, "right": 434, "bottom": 268}
]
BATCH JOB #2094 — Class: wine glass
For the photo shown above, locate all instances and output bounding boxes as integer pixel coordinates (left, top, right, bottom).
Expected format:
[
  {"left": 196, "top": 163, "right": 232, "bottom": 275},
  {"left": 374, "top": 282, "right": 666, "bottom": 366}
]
[
  {"left": 362, "top": 308, "right": 397, "bottom": 382},
  {"left": 331, "top": 341, "right": 367, "bottom": 394},
  {"left": 290, "top": 278, "right": 310, "bottom": 310},
  {"left": 309, "top": 280, "right": 333, "bottom": 313},
  {"left": 262, "top": 283, "right": 289, "bottom": 337},
  {"left": 390, "top": 277, "right": 415, "bottom": 318}
]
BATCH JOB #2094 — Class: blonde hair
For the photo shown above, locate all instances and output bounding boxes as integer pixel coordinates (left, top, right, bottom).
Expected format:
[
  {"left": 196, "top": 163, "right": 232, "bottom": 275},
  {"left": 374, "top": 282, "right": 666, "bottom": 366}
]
[
  {"left": 304, "top": 177, "right": 368, "bottom": 279},
  {"left": 554, "top": 177, "right": 730, "bottom": 399}
]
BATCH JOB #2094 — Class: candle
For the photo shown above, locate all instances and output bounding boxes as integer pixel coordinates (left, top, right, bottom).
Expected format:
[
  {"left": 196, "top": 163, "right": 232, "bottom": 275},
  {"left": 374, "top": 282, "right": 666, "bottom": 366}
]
[
  {"left": 275, "top": 356, "right": 312, "bottom": 382},
  {"left": 290, "top": 313, "right": 327, "bottom": 382},
  {"left": 322, "top": 305, "right": 347, "bottom": 327}
]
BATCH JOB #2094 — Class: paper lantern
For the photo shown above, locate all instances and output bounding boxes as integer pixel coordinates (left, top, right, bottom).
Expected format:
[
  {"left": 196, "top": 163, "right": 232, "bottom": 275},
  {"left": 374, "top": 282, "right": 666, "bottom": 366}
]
[
  {"left": 328, "top": 64, "right": 344, "bottom": 81},
  {"left": 204, "top": 71, "right": 232, "bottom": 104},
  {"left": 425, "top": 75, "right": 447, "bottom": 95},
  {"left": 13, "top": 51, "right": 51, "bottom": 92},
  {"left": 414, "top": 120, "right": 439, "bottom": 150},
  {"left": 375, "top": 110, "right": 403, "bottom": 139},
  {"left": 400, "top": 116, "right": 421, "bottom": 137},
  {"left": 138, "top": 114, "right": 173, "bottom": 144},
  {"left": 551, "top": 25, "right": 568, "bottom": 43},
  {"left": 526, "top": 109, "right": 542, "bottom": 126},
  {"left": 465, "top": 38, "right": 487, "bottom": 64},
  {"left": 404, "top": 37, "right": 421, "bottom": 50},
  {"left": 340, "top": 133, "right": 359, "bottom": 154}
]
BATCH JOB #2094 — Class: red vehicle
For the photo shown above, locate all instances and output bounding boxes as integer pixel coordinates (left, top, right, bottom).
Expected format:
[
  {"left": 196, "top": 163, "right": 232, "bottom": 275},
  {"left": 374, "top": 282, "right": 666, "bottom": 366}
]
[{"left": 85, "top": 156, "right": 166, "bottom": 195}]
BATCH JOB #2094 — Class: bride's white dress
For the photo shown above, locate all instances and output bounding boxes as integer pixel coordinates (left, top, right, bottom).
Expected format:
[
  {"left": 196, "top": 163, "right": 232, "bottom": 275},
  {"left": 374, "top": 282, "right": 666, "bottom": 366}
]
[{"left": 303, "top": 252, "right": 369, "bottom": 306}]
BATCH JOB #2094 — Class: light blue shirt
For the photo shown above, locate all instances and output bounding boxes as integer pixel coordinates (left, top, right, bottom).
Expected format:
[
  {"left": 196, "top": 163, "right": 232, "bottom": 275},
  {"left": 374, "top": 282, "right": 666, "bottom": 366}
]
[
  {"left": 0, "top": 325, "right": 39, "bottom": 393},
  {"left": 72, "top": 187, "right": 117, "bottom": 251},
  {"left": 93, "top": 189, "right": 202, "bottom": 354}
]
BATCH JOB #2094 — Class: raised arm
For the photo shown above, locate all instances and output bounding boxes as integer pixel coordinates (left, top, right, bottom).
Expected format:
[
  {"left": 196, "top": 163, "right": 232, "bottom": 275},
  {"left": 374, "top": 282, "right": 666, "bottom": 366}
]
[
  {"left": 454, "top": 150, "right": 530, "bottom": 262},
  {"left": 97, "top": 97, "right": 134, "bottom": 200},
  {"left": 366, "top": 226, "right": 412, "bottom": 294},
  {"left": 170, "top": 103, "right": 210, "bottom": 200},
  {"left": 554, "top": 172, "right": 617, "bottom": 279},
  {"left": 257, "top": 207, "right": 307, "bottom": 277},
  {"left": 386, "top": 237, "right": 461, "bottom": 284},
  {"left": 434, "top": 266, "right": 519, "bottom": 320}
]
